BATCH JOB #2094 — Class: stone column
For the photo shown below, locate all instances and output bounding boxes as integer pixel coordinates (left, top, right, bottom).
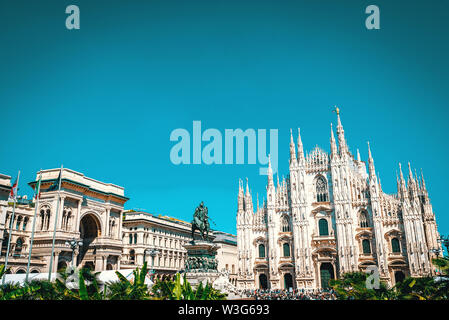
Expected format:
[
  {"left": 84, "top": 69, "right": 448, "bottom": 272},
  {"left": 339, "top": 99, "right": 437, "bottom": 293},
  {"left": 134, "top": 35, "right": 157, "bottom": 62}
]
[
  {"left": 57, "top": 196, "right": 66, "bottom": 230},
  {"left": 75, "top": 199, "right": 82, "bottom": 235},
  {"left": 105, "top": 208, "right": 111, "bottom": 237},
  {"left": 95, "top": 255, "right": 103, "bottom": 272},
  {"left": 118, "top": 210, "right": 123, "bottom": 241},
  {"left": 53, "top": 251, "right": 60, "bottom": 273}
]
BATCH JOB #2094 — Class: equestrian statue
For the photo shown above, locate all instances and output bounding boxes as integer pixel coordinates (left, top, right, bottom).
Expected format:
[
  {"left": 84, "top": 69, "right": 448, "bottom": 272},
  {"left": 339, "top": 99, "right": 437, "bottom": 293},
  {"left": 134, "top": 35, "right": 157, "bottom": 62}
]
[{"left": 191, "top": 201, "right": 210, "bottom": 241}]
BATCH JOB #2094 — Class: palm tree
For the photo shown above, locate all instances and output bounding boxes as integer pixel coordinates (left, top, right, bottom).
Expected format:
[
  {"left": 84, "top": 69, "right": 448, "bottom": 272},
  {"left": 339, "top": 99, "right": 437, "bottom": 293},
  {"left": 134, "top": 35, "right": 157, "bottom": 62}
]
[
  {"left": 107, "top": 261, "right": 151, "bottom": 300},
  {"left": 329, "top": 272, "right": 394, "bottom": 300}
]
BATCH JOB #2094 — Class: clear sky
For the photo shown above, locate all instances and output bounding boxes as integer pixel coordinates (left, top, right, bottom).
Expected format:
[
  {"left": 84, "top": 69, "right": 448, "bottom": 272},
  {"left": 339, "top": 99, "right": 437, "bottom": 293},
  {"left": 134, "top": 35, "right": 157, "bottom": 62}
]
[{"left": 0, "top": 0, "right": 448, "bottom": 238}]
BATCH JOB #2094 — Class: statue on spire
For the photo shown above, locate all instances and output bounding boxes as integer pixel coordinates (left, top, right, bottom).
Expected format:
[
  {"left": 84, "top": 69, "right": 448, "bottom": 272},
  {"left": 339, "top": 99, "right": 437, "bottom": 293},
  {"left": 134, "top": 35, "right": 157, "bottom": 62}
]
[{"left": 332, "top": 105, "right": 340, "bottom": 115}]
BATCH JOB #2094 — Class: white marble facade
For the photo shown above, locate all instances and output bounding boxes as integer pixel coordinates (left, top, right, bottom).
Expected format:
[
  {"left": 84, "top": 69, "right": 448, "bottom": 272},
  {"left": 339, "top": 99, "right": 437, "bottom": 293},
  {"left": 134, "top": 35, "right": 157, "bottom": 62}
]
[{"left": 236, "top": 111, "right": 442, "bottom": 290}]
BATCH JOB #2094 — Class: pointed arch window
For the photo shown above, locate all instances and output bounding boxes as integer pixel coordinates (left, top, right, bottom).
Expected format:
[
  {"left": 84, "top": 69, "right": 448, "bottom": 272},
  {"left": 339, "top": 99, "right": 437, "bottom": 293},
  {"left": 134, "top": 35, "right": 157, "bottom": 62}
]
[
  {"left": 391, "top": 238, "right": 401, "bottom": 253},
  {"left": 362, "top": 239, "right": 371, "bottom": 254},
  {"left": 318, "top": 219, "right": 329, "bottom": 236},
  {"left": 359, "top": 211, "right": 370, "bottom": 228},
  {"left": 283, "top": 243, "right": 291, "bottom": 257},
  {"left": 258, "top": 244, "right": 266, "bottom": 258},
  {"left": 316, "top": 177, "right": 329, "bottom": 202},
  {"left": 281, "top": 215, "right": 291, "bottom": 232}
]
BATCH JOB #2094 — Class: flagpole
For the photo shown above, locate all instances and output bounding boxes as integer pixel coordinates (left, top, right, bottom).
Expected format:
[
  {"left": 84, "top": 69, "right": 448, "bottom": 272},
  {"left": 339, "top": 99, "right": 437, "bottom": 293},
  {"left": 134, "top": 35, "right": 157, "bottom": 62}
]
[
  {"left": 25, "top": 169, "right": 42, "bottom": 283},
  {"left": 2, "top": 170, "right": 20, "bottom": 286},
  {"left": 48, "top": 165, "right": 63, "bottom": 281}
]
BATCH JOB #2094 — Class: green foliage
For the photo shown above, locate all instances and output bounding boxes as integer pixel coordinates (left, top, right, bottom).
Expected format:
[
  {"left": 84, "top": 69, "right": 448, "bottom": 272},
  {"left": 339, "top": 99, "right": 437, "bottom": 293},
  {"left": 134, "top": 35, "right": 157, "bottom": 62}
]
[
  {"left": 330, "top": 270, "right": 449, "bottom": 300},
  {"left": 107, "top": 262, "right": 151, "bottom": 300},
  {"left": 433, "top": 257, "right": 449, "bottom": 275},
  {"left": 0, "top": 264, "right": 226, "bottom": 300},
  {"left": 151, "top": 273, "right": 226, "bottom": 300},
  {"left": 329, "top": 272, "right": 394, "bottom": 300}
]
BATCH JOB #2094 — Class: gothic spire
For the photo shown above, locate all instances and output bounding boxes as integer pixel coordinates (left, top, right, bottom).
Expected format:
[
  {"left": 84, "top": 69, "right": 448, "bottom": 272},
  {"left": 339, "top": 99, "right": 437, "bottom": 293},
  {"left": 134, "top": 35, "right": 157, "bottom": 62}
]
[
  {"left": 335, "top": 107, "right": 348, "bottom": 156},
  {"left": 421, "top": 168, "right": 427, "bottom": 191},
  {"left": 330, "top": 123, "right": 337, "bottom": 158},
  {"left": 297, "top": 128, "right": 305, "bottom": 162},
  {"left": 367, "top": 141, "right": 375, "bottom": 174},
  {"left": 289, "top": 129, "right": 297, "bottom": 164},
  {"left": 357, "top": 148, "right": 361, "bottom": 162},
  {"left": 267, "top": 154, "right": 274, "bottom": 188}
]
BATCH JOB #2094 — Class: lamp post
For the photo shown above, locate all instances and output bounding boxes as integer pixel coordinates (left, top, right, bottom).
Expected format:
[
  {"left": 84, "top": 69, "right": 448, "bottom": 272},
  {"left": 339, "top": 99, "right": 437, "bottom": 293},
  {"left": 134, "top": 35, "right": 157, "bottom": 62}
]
[
  {"left": 65, "top": 238, "right": 83, "bottom": 269},
  {"left": 145, "top": 248, "right": 159, "bottom": 281}
]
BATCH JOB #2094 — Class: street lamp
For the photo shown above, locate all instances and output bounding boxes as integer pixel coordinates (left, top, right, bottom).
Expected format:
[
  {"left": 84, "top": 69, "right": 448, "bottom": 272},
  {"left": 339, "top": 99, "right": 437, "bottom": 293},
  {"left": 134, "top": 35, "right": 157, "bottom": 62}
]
[
  {"left": 65, "top": 238, "right": 83, "bottom": 268},
  {"left": 145, "top": 248, "right": 159, "bottom": 281}
]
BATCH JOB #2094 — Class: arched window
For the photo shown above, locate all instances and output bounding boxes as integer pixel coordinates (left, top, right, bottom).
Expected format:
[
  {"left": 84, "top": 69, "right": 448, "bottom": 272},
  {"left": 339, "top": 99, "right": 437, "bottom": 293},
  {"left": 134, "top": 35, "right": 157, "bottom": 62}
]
[
  {"left": 281, "top": 216, "right": 291, "bottom": 232},
  {"left": 16, "top": 216, "right": 22, "bottom": 230},
  {"left": 134, "top": 234, "right": 138, "bottom": 244},
  {"left": 283, "top": 243, "right": 290, "bottom": 257},
  {"left": 39, "top": 206, "right": 51, "bottom": 231},
  {"left": 263, "top": 213, "right": 268, "bottom": 224},
  {"left": 22, "top": 217, "right": 28, "bottom": 231},
  {"left": 362, "top": 239, "right": 371, "bottom": 254},
  {"left": 14, "top": 238, "right": 23, "bottom": 257},
  {"left": 359, "top": 211, "right": 369, "bottom": 228},
  {"left": 391, "top": 238, "right": 401, "bottom": 253},
  {"left": 1, "top": 233, "right": 8, "bottom": 256},
  {"left": 316, "top": 177, "right": 328, "bottom": 202},
  {"left": 129, "top": 250, "right": 135, "bottom": 264},
  {"left": 318, "top": 219, "right": 329, "bottom": 236},
  {"left": 129, "top": 234, "right": 133, "bottom": 244},
  {"left": 258, "top": 244, "right": 266, "bottom": 258}
]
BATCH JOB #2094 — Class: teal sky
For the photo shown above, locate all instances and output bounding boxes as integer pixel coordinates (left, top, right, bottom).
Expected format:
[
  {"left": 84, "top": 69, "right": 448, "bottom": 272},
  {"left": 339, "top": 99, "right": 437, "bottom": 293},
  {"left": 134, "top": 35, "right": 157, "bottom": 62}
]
[{"left": 0, "top": 0, "right": 448, "bottom": 239}]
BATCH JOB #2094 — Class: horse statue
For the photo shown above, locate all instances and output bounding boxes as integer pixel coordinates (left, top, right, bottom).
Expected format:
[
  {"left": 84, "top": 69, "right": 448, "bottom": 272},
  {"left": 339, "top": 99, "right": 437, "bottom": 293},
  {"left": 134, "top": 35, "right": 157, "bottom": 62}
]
[{"left": 191, "top": 201, "right": 210, "bottom": 241}]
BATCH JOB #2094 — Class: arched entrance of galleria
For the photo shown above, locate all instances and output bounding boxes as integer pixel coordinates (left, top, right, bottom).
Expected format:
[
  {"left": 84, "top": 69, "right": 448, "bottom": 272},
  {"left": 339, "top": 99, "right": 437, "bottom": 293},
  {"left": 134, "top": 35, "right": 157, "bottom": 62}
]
[{"left": 78, "top": 214, "right": 101, "bottom": 269}]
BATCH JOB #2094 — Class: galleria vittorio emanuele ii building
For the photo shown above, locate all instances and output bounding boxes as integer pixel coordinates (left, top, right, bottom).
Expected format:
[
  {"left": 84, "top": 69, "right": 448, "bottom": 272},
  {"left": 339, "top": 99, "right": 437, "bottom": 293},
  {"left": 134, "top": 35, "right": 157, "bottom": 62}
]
[
  {"left": 236, "top": 110, "right": 442, "bottom": 290},
  {"left": 0, "top": 169, "right": 237, "bottom": 281}
]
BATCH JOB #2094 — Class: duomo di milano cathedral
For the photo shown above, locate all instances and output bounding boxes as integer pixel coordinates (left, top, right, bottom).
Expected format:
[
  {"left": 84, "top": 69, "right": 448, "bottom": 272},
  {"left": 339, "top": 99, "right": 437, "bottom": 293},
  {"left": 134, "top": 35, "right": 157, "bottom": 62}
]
[{"left": 236, "top": 109, "right": 442, "bottom": 290}]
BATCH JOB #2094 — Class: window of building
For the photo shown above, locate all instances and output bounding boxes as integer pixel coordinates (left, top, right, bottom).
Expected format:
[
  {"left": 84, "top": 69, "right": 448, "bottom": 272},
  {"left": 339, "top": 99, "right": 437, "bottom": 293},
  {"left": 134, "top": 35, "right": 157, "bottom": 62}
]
[
  {"left": 134, "top": 234, "right": 138, "bottom": 244},
  {"left": 391, "top": 238, "right": 401, "bottom": 253},
  {"left": 14, "top": 238, "right": 23, "bottom": 256},
  {"left": 129, "top": 234, "right": 133, "bottom": 244},
  {"left": 22, "top": 217, "right": 28, "bottom": 231},
  {"left": 359, "top": 211, "right": 369, "bottom": 228},
  {"left": 283, "top": 243, "right": 290, "bottom": 257},
  {"left": 316, "top": 177, "right": 328, "bottom": 202},
  {"left": 281, "top": 216, "right": 291, "bottom": 232},
  {"left": 318, "top": 219, "right": 329, "bottom": 236},
  {"left": 362, "top": 239, "right": 371, "bottom": 254},
  {"left": 129, "top": 250, "right": 135, "bottom": 264},
  {"left": 258, "top": 244, "right": 266, "bottom": 258}
]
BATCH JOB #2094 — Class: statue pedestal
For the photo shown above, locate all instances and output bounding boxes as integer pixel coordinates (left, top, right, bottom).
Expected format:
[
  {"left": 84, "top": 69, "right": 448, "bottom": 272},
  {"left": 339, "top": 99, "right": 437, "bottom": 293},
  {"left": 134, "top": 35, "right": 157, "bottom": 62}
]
[{"left": 183, "top": 241, "right": 219, "bottom": 288}]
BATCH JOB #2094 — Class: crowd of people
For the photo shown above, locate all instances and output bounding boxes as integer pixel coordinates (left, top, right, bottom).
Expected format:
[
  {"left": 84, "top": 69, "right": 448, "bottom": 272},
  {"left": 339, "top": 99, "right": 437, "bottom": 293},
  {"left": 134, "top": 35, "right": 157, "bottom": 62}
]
[{"left": 239, "top": 288, "right": 338, "bottom": 300}]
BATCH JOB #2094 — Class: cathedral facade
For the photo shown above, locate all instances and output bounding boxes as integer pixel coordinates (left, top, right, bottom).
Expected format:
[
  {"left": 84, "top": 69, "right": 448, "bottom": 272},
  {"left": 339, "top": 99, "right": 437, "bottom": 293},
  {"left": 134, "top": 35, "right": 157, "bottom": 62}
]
[{"left": 236, "top": 110, "right": 442, "bottom": 290}]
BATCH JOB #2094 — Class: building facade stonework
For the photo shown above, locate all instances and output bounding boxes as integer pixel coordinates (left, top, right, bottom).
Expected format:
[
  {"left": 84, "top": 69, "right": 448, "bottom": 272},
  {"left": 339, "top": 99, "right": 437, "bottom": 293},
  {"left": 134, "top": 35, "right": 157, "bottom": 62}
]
[{"left": 236, "top": 112, "right": 442, "bottom": 290}]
